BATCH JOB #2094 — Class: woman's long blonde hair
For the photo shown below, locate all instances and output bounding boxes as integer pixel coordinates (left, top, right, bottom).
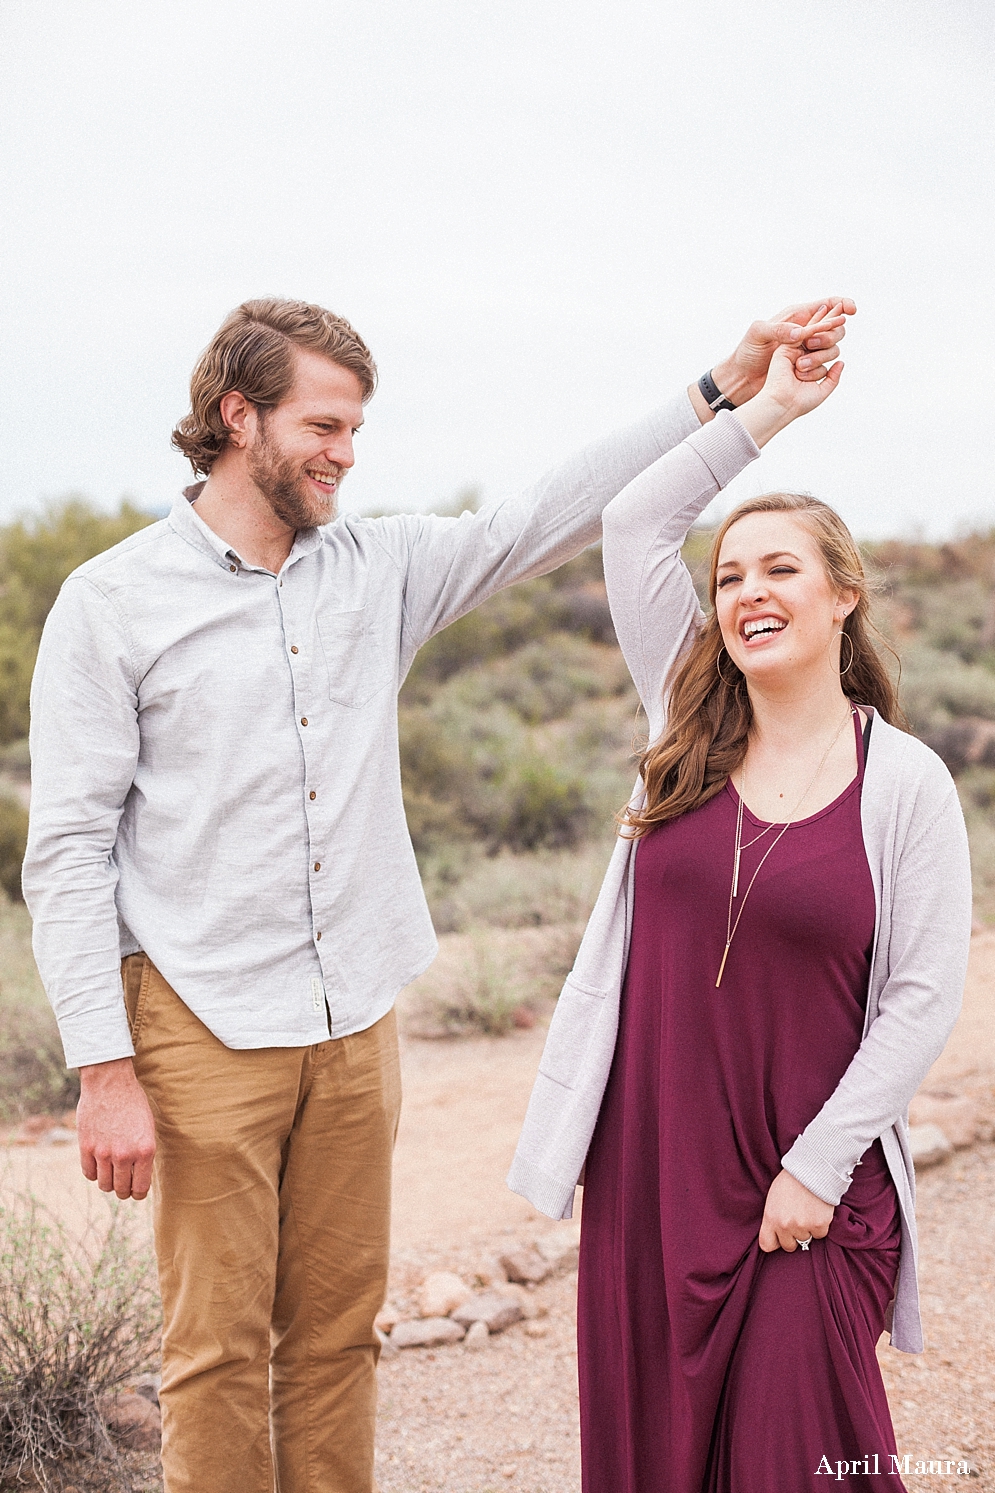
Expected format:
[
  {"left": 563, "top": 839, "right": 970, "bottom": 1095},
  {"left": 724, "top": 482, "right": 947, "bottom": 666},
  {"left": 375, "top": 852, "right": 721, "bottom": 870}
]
[{"left": 622, "top": 492, "right": 904, "bottom": 837}]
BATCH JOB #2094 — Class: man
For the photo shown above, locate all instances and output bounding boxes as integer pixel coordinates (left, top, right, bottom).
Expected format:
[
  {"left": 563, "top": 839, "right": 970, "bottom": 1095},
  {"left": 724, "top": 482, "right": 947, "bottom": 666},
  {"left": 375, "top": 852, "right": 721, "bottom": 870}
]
[{"left": 23, "top": 294, "right": 851, "bottom": 1493}]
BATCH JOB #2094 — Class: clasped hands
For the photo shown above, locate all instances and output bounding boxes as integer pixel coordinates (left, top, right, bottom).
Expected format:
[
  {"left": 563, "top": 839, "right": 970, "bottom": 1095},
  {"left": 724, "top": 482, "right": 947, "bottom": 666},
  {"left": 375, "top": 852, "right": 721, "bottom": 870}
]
[{"left": 712, "top": 295, "right": 856, "bottom": 408}]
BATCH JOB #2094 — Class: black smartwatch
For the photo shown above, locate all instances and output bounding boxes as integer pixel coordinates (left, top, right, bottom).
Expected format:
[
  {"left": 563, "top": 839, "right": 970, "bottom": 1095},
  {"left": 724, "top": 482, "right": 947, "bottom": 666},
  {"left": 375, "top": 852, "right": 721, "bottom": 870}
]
[{"left": 697, "top": 370, "right": 738, "bottom": 412}]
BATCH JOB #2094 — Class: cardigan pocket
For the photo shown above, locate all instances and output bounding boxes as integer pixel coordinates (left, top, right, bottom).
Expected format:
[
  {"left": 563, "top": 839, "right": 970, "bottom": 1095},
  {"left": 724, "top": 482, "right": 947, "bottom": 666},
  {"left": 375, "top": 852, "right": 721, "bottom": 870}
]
[{"left": 537, "top": 974, "right": 609, "bottom": 1090}]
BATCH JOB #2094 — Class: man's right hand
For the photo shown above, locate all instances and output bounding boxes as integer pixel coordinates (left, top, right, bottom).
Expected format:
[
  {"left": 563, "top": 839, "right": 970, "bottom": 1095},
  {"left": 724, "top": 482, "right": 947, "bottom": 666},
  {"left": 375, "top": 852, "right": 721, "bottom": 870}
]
[{"left": 77, "top": 1056, "right": 157, "bottom": 1200}]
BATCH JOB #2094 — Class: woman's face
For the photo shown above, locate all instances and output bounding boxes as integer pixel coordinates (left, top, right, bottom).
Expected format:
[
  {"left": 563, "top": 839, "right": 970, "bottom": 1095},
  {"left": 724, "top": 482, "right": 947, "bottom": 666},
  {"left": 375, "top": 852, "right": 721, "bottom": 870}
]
[{"left": 714, "top": 512, "right": 856, "bottom": 689}]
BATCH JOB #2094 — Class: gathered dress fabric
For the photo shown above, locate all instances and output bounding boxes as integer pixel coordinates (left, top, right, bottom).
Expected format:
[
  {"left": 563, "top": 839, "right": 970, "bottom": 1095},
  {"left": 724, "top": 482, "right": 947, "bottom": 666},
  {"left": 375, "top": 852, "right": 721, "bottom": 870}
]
[{"left": 578, "top": 714, "right": 906, "bottom": 1493}]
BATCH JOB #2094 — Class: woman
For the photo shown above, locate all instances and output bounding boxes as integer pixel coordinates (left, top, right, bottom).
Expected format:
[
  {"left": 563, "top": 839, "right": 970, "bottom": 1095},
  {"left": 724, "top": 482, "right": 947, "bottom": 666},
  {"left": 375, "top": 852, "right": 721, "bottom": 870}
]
[{"left": 508, "top": 318, "right": 972, "bottom": 1491}]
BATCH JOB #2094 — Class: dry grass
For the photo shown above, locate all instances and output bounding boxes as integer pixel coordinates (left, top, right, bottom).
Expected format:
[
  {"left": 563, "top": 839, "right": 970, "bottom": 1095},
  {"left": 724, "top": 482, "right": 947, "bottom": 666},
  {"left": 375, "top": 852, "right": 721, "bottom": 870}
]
[
  {"left": 0, "top": 902, "right": 77, "bottom": 1124},
  {"left": 400, "top": 925, "right": 583, "bottom": 1039},
  {"left": 0, "top": 1195, "right": 160, "bottom": 1492}
]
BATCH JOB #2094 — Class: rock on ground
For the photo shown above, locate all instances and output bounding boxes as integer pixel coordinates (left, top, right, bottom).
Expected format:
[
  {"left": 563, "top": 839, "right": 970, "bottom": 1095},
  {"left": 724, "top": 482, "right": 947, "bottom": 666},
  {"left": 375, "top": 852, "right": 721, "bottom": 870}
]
[
  {"left": 500, "top": 1247, "right": 550, "bottom": 1284},
  {"left": 452, "top": 1291, "right": 524, "bottom": 1333},
  {"left": 909, "top": 1092, "right": 980, "bottom": 1149},
  {"left": 98, "top": 1390, "right": 162, "bottom": 1452},
  {"left": 391, "top": 1317, "right": 467, "bottom": 1349},
  {"left": 418, "top": 1271, "right": 473, "bottom": 1318},
  {"left": 910, "top": 1123, "right": 954, "bottom": 1168}
]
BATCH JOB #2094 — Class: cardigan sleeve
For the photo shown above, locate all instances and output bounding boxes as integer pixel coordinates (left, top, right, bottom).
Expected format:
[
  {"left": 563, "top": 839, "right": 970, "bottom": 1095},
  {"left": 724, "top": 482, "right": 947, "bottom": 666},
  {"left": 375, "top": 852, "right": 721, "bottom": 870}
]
[
  {"left": 601, "top": 413, "right": 759, "bottom": 744},
  {"left": 781, "top": 772, "right": 973, "bottom": 1205}
]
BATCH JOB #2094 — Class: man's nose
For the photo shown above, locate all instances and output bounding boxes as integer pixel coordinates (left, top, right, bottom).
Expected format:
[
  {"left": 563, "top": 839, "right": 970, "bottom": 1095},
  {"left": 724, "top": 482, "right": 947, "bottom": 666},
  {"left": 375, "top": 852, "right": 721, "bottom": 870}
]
[{"left": 325, "top": 435, "right": 355, "bottom": 470}]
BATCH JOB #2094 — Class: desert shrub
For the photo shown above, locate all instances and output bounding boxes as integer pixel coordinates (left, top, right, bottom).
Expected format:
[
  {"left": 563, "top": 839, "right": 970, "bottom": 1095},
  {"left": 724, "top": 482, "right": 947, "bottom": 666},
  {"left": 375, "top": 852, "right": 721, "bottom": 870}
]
[
  {"left": 399, "top": 694, "right": 601, "bottom": 859},
  {"left": 0, "top": 1195, "right": 161, "bottom": 1489},
  {"left": 401, "top": 580, "right": 572, "bottom": 698},
  {"left": 424, "top": 933, "right": 526, "bottom": 1036},
  {"left": 898, "top": 643, "right": 995, "bottom": 731},
  {"left": 400, "top": 548, "right": 618, "bottom": 700},
  {"left": 0, "top": 999, "right": 77, "bottom": 1124},
  {"left": 0, "top": 796, "right": 28, "bottom": 903},
  {"left": 425, "top": 842, "right": 613, "bottom": 934},
  {"left": 399, "top": 632, "right": 637, "bottom": 863},
  {"left": 453, "top": 635, "right": 619, "bottom": 726},
  {"left": 489, "top": 755, "right": 591, "bottom": 851},
  {"left": 0, "top": 901, "right": 77, "bottom": 1123},
  {"left": 402, "top": 924, "right": 582, "bottom": 1037},
  {"left": 0, "top": 500, "right": 154, "bottom": 746}
]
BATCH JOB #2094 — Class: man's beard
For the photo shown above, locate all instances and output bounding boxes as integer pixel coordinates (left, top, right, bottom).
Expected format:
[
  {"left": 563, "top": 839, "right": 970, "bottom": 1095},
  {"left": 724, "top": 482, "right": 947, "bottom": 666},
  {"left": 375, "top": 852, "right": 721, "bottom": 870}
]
[{"left": 247, "top": 418, "right": 343, "bottom": 530}]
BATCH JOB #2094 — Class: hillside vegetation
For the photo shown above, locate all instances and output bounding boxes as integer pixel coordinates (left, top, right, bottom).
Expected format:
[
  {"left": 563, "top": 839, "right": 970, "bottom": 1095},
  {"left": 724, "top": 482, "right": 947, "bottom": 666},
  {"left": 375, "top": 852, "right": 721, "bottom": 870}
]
[{"left": 2, "top": 499, "right": 995, "bottom": 1112}]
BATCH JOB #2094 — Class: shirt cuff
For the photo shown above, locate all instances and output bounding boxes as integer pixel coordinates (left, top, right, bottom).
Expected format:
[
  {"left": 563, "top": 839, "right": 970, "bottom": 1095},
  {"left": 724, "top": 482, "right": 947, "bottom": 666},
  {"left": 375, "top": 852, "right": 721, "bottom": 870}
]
[{"left": 57, "top": 1003, "right": 136, "bottom": 1070}]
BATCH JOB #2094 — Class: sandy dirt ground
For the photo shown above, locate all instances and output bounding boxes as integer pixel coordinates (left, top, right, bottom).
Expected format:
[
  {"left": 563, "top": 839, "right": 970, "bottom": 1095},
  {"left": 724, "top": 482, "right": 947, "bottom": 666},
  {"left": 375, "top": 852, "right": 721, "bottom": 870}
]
[{"left": 2, "top": 934, "right": 994, "bottom": 1491}]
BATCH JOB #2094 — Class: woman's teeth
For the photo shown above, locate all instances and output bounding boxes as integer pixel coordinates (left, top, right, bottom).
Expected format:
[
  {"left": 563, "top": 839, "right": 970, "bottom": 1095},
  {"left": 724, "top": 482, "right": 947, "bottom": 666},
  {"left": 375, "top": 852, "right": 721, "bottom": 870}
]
[{"left": 743, "top": 619, "right": 786, "bottom": 639}]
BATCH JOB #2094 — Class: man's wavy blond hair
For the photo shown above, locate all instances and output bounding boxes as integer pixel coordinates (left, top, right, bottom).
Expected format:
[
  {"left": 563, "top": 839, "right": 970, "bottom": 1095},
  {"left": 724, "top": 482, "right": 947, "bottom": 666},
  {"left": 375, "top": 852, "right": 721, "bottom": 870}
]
[{"left": 171, "top": 298, "right": 377, "bottom": 476}]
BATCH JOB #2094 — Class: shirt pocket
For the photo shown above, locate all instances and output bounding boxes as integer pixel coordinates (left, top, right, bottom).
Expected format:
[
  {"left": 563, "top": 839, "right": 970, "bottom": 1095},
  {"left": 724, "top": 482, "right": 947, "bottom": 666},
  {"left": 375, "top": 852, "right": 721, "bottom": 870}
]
[
  {"left": 537, "top": 973, "right": 609, "bottom": 1091},
  {"left": 316, "top": 607, "right": 389, "bottom": 709}
]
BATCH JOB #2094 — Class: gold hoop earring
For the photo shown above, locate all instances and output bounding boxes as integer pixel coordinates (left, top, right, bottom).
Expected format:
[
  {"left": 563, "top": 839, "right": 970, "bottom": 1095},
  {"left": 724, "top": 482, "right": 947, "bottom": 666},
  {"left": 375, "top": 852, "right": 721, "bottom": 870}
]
[
  {"left": 716, "top": 647, "right": 739, "bottom": 689},
  {"left": 838, "top": 630, "right": 854, "bottom": 676}
]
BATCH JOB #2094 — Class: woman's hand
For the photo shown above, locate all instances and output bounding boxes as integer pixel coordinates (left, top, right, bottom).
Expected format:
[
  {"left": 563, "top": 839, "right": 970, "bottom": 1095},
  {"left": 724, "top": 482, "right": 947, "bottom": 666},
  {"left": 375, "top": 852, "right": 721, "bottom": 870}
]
[
  {"left": 759, "top": 1168, "right": 835, "bottom": 1253},
  {"left": 707, "top": 297, "right": 855, "bottom": 407},
  {"left": 733, "top": 305, "right": 845, "bottom": 449}
]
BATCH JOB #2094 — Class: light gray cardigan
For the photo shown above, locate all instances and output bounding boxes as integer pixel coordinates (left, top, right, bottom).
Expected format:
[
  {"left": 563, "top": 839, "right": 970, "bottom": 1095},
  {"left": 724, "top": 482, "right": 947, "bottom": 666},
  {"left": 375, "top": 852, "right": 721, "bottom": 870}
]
[{"left": 507, "top": 411, "right": 973, "bottom": 1354}]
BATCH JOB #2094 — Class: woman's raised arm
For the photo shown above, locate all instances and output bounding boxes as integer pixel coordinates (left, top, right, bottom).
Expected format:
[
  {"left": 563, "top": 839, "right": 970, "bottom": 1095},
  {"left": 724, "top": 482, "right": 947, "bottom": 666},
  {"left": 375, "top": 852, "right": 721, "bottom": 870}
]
[{"left": 602, "top": 307, "right": 848, "bottom": 743}]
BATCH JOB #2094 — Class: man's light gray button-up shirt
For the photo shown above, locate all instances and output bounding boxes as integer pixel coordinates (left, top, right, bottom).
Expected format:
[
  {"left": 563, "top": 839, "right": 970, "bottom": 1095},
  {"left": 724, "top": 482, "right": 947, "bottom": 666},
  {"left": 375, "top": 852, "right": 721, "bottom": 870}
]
[{"left": 23, "top": 393, "right": 700, "bottom": 1069}]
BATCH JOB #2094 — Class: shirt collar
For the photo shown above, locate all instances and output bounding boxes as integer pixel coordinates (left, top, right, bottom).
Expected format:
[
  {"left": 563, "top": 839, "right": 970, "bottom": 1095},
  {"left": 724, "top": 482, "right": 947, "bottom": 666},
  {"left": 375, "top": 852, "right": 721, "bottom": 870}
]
[{"left": 167, "top": 485, "right": 324, "bottom": 574}]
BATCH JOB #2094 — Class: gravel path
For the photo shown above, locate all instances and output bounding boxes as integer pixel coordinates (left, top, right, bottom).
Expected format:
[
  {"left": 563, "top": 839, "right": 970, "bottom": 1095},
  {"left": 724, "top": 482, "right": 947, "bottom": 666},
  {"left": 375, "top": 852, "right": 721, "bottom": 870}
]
[
  {"left": 375, "top": 1144, "right": 995, "bottom": 1492},
  {"left": 5, "top": 935, "right": 993, "bottom": 1490}
]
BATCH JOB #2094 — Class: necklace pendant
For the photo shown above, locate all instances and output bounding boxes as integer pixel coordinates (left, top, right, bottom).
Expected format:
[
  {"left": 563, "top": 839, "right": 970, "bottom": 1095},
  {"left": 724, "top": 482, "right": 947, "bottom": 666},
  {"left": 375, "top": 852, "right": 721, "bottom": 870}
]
[
  {"left": 732, "top": 846, "right": 741, "bottom": 900},
  {"left": 716, "top": 941, "right": 731, "bottom": 988}
]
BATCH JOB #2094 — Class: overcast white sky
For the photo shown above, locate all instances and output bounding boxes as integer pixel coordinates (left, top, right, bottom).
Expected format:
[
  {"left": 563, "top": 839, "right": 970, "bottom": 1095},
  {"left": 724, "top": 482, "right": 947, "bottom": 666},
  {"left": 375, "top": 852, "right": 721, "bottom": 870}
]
[{"left": 1, "top": 0, "right": 993, "bottom": 537}]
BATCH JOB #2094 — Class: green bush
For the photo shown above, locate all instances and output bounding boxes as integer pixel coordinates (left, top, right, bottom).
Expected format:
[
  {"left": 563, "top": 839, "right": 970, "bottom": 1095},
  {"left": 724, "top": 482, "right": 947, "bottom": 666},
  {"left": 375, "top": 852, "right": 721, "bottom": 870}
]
[
  {"left": 0, "top": 796, "right": 29, "bottom": 903},
  {"left": 898, "top": 643, "right": 995, "bottom": 731},
  {"left": 0, "top": 499, "right": 154, "bottom": 745},
  {"left": 424, "top": 842, "right": 613, "bottom": 934}
]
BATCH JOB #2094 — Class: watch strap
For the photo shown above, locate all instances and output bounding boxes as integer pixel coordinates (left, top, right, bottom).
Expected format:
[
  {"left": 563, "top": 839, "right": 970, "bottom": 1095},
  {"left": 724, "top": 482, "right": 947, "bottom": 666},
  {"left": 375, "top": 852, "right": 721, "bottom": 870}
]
[{"left": 697, "top": 369, "right": 738, "bottom": 412}]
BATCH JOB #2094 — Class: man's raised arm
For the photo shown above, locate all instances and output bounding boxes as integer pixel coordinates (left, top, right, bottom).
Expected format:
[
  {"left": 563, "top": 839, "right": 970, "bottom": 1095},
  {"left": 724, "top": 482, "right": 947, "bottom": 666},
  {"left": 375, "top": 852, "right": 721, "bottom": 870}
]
[{"left": 392, "top": 299, "right": 853, "bottom": 659}]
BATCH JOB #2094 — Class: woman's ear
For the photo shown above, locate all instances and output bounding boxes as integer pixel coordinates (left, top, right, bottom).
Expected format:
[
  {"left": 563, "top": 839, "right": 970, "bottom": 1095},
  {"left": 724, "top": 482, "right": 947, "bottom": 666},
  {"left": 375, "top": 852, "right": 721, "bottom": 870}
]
[{"left": 835, "top": 589, "right": 858, "bottom": 622}]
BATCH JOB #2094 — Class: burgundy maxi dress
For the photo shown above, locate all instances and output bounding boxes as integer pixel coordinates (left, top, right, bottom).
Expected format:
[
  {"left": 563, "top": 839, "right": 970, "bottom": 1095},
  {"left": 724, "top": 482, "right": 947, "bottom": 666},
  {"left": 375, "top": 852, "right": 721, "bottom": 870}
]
[{"left": 578, "top": 713, "right": 906, "bottom": 1493}]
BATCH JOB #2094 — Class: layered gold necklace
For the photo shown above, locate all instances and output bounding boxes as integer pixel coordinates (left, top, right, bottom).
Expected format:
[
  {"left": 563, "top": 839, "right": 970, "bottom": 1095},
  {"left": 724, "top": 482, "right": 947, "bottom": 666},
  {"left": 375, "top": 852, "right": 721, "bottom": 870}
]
[{"left": 715, "top": 704, "right": 856, "bottom": 988}]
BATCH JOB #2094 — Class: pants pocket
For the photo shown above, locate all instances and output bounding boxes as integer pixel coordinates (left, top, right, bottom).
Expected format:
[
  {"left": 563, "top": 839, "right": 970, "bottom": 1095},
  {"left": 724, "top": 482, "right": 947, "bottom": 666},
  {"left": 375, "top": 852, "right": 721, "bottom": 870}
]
[{"left": 121, "top": 952, "right": 153, "bottom": 1046}]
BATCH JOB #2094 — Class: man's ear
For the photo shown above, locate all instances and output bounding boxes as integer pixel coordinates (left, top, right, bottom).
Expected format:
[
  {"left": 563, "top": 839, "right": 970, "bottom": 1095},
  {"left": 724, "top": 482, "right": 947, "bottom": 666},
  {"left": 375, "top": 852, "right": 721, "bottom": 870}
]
[{"left": 218, "top": 391, "right": 254, "bottom": 450}]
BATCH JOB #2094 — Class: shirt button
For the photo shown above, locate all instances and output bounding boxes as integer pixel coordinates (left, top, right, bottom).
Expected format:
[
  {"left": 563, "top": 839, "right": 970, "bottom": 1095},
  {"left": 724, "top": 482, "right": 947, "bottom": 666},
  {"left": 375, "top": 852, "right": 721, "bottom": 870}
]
[
  {"left": 290, "top": 646, "right": 299, "bottom": 655},
  {"left": 313, "top": 861, "right": 321, "bottom": 872},
  {"left": 229, "top": 564, "right": 237, "bottom": 573},
  {"left": 316, "top": 931, "right": 322, "bottom": 941},
  {"left": 301, "top": 717, "right": 308, "bottom": 727},
  {"left": 309, "top": 790, "right": 316, "bottom": 801}
]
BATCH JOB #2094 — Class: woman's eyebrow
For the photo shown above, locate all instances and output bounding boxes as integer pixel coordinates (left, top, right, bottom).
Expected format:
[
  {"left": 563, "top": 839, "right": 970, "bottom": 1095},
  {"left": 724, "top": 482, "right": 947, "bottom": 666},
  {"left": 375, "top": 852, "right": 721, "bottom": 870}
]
[{"left": 716, "top": 550, "right": 803, "bottom": 570}]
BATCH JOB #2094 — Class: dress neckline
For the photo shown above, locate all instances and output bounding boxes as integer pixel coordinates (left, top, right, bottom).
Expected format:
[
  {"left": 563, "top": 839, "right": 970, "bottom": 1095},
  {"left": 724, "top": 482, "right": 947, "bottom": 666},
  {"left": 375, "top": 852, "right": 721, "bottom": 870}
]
[{"left": 725, "top": 707, "right": 866, "bottom": 831}]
